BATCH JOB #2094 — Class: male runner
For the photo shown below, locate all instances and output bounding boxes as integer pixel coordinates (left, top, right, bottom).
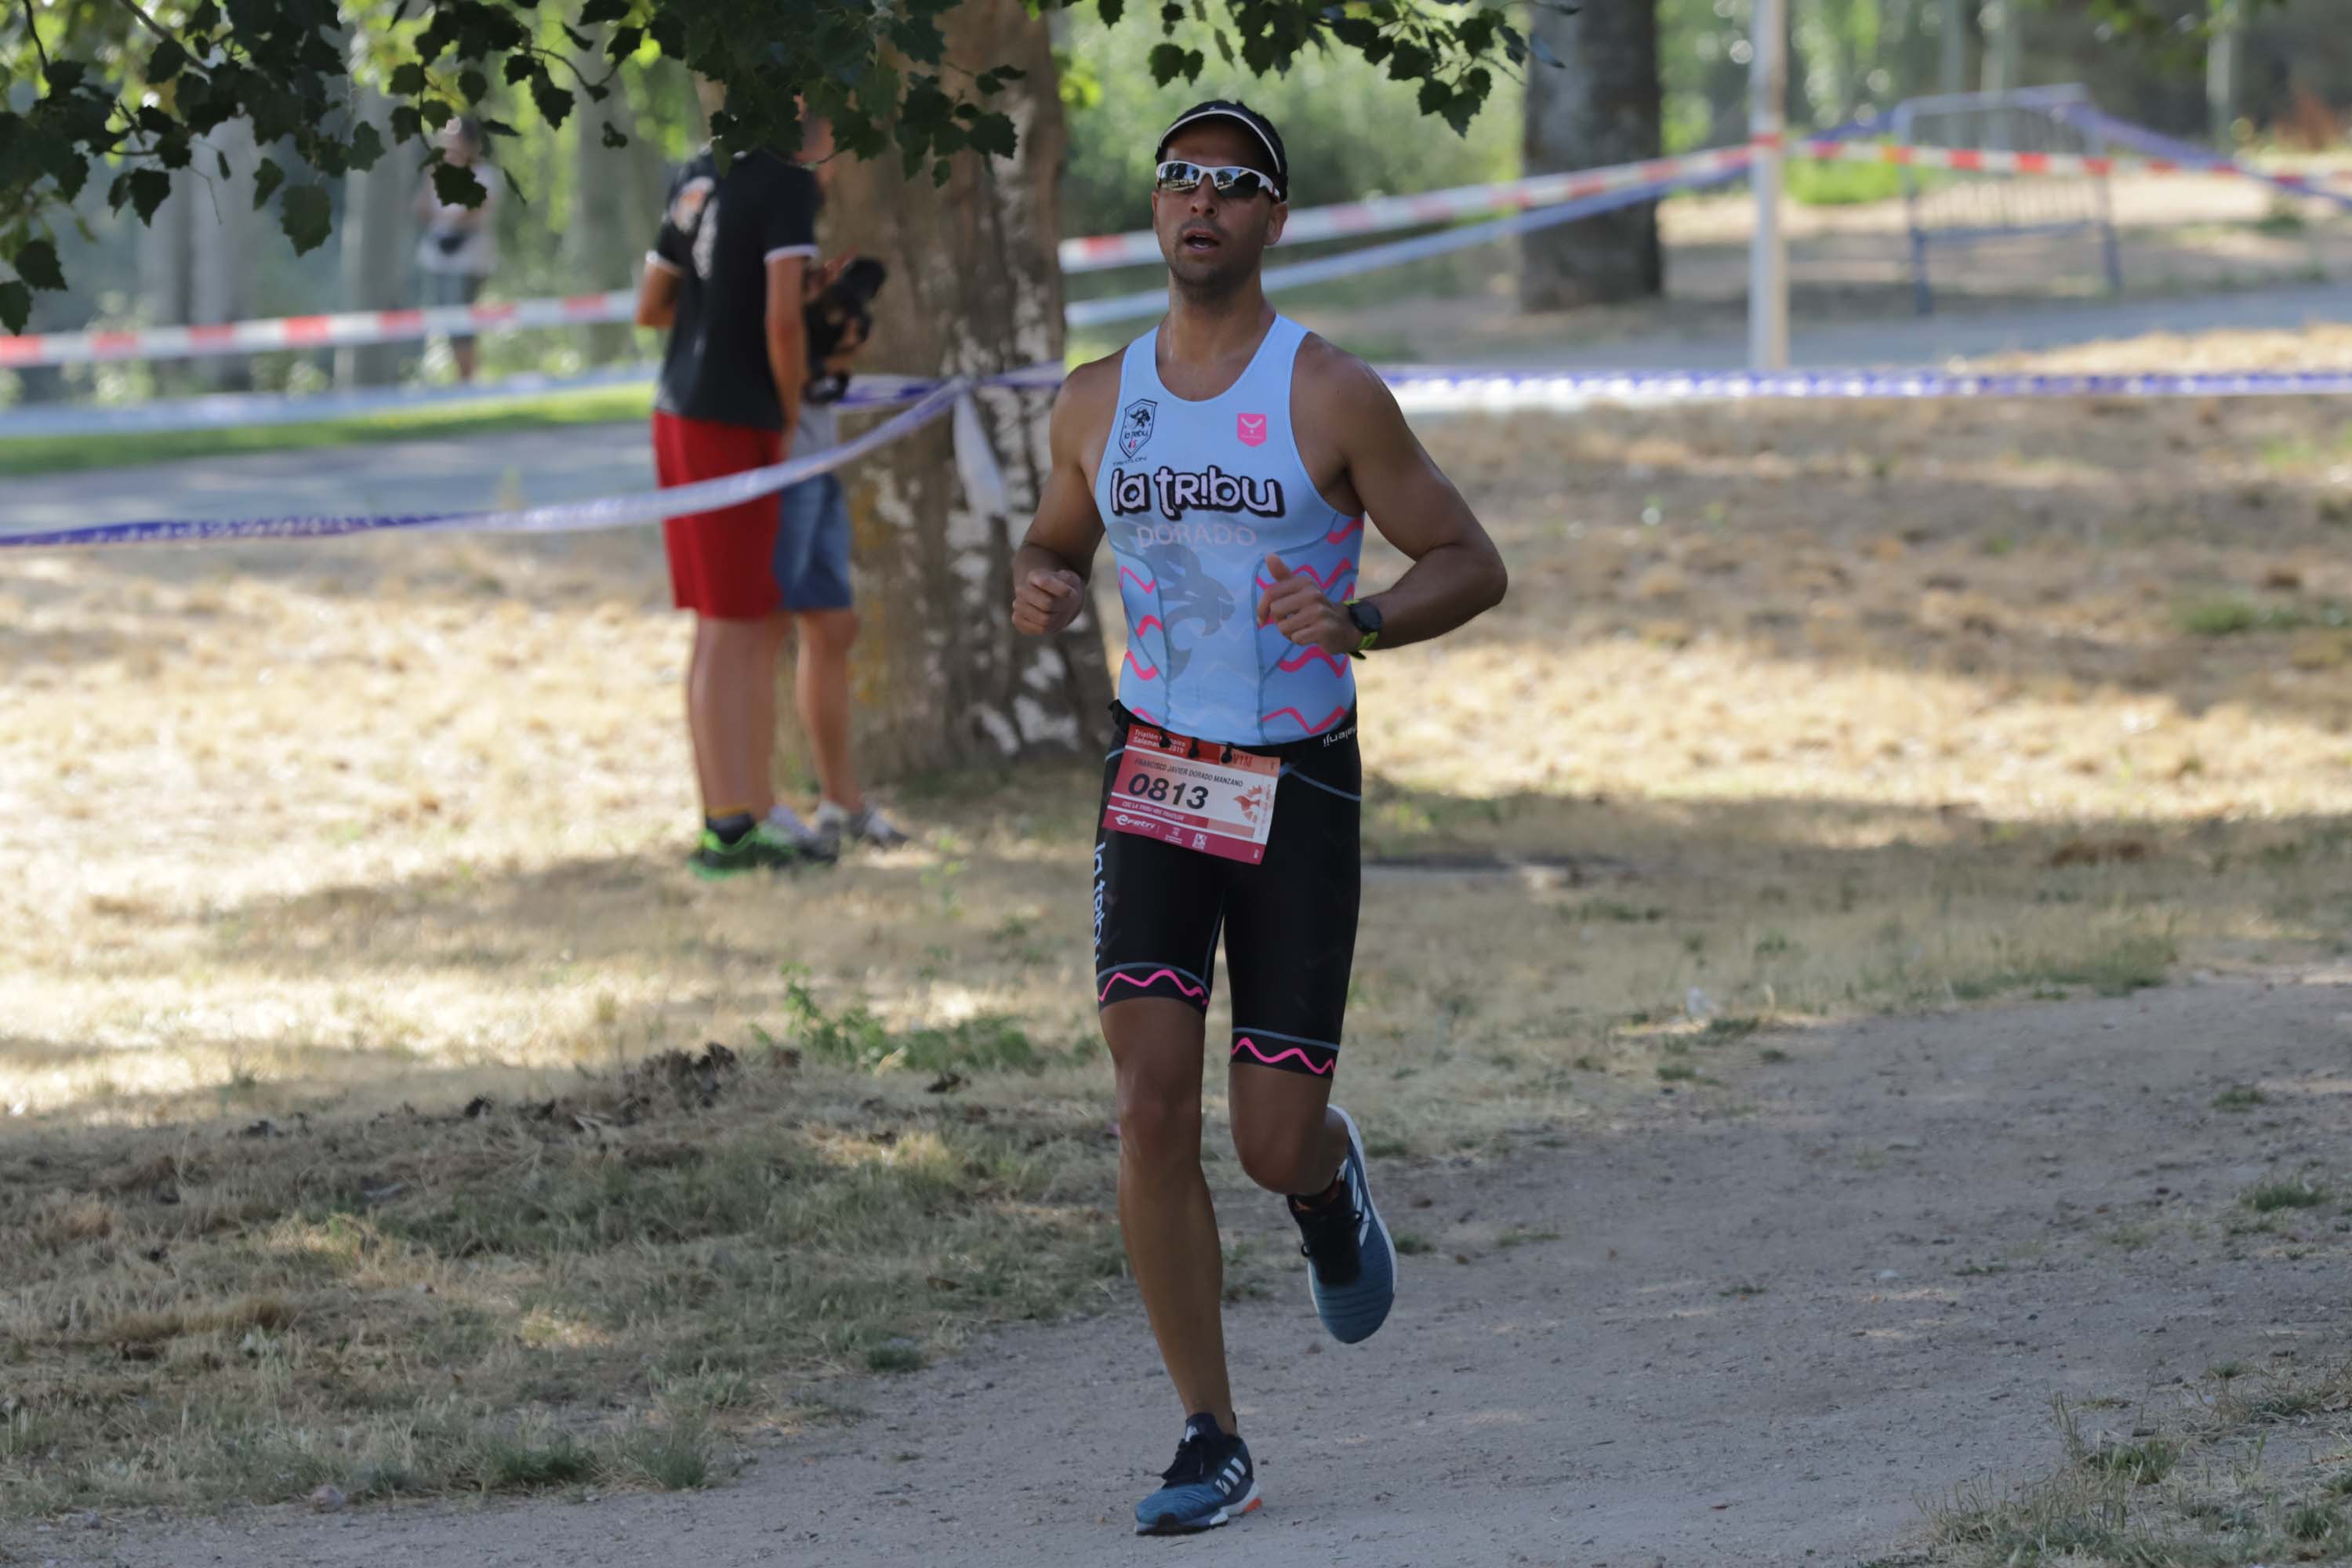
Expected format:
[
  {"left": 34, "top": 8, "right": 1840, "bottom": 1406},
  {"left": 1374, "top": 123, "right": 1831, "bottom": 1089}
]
[
  {"left": 1010, "top": 100, "right": 1508, "bottom": 1534},
  {"left": 637, "top": 105, "right": 837, "bottom": 878}
]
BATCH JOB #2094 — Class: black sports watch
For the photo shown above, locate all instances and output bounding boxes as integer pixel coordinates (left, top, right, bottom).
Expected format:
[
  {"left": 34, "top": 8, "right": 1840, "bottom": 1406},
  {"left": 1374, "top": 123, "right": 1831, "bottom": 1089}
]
[{"left": 1345, "top": 598, "right": 1383, "bottom": 659}]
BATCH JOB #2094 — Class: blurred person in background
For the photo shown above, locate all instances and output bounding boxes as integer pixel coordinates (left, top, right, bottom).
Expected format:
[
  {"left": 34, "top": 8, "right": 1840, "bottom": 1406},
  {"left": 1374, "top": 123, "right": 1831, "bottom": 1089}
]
[
  {"left": 769, "top": 138, "right": 910, "bottom": 858},
  {"left": 412, "top": 117, "right": 499, "bottom": 383}
]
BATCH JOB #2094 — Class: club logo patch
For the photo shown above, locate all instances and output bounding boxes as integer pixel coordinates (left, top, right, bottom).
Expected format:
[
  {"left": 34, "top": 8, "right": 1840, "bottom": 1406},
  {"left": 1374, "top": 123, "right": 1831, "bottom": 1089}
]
[
  {"left": 1236, "top": 412, "right": 1268, "bottom": 447},
  {"left": 1120, "top": 397, "right": 1159, "bottom": 459}
]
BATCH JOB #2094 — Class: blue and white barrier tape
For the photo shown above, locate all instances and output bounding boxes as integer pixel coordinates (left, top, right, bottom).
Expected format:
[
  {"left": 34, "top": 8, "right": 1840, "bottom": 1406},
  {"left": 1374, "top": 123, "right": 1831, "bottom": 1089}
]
[{"left": 0, "top": 379, "right": 972, "bottom": 552}]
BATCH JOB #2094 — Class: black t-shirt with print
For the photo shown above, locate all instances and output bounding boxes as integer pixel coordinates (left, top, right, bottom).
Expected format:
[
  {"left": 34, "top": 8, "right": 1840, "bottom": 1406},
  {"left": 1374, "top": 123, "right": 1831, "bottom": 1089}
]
[{"left": 649, "top": 148, "right": 819, "bottom": 432}]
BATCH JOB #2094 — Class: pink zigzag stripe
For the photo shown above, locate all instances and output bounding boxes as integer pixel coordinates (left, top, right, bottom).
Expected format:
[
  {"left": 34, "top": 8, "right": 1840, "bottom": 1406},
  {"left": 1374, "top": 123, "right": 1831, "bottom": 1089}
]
[
  {"left": 1278, "top": 645, "right": 1349, "bottom": 676},
  {"left": 1256, "top": 564, "right": 1356, "bottom": 597},
  {"left": 1260, "top": 704, "right": 1352, "bottom": 735},
  {"left": 1099, "top": 967, "right": 1207, "bottom": 1004},
  {"left": 1123, "top": 650, "right": 1161, "bottom": 681},
  {"left": 1128, "top": 706, "right": 1160, "bottom": 724},
  {"left": 1232, "top": 1037, "right": 1335, "bottom": 1075},
  {"left": 1135, "top": 615, "right": 1166, "bottom": 637},
  {"left": 1118, "top": 566, "right": 1156, "bottom": 593},
  {"left": 1325, "top": 517, "right": 1364, "bottom": 543}
]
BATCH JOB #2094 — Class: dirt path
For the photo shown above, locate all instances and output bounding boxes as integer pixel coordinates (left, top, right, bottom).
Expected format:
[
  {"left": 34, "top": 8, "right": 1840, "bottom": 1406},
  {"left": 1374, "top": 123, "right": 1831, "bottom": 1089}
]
[{"left": 16, "top": 972, "right": 2350, "bottom": 1568}]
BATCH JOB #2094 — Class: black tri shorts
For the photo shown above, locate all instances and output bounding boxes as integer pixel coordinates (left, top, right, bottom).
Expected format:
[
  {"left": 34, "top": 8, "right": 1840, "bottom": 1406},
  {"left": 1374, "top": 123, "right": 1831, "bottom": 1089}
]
[{"left": 1091, "top": 702, "right": 1362, "bottom": 1079}]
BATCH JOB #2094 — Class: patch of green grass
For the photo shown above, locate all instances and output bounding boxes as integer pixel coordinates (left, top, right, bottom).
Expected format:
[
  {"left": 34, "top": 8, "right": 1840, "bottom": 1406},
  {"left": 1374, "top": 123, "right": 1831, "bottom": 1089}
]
[
  {"left": 1758, "top": 1047, "right": 1791, "bottom": 1064},
  {"left": 2082, "top": 1434, "right": 2177, "bottom": 1486},
  {"left": 617, "top": 1420, "right": 714, "bottom": 1491},
  {"left": 777, "top": 971, "right": 1038, "bottom": 1076},
  {"left": 0, "top": 383, "right": 655, "bottom": 478},
  {"left": 864, "top": 1343, "right": 927, "bottom": 1374},
  {"left": 1393, "top": 1232, "right": 1432, "bottom": 1256},
  {"left": 2246, "top": 1180, "right": 2328, "bottom": 1213},
  {"left": 2175, "top": 594, "right": 2352, "bottom": 637},
  {"left": 473, "top": 1432, "right": 596, "bottom": 1492},
  {"left": 1947, "top": 931, "right": 2176, "bottom": 1002},
  {"left": 1700, "top": 1016, "right": 1763, "bottom": 1043},
  {"left": 2212, "top": 1084, "right": 2267, "bottom": 1111},
  {"left": 1784, "top": 156, "right": 1926, "bottom": 207},
  {"left": 1577, "top": 898, "right": 1668, "bottom": 924},
  {"left": 1657, "top": 1062, "right": 1698, "bottom": 1083},
  {"left": 1497, "top": 1227, "right": 1561, "bottom": 1250},
  {"left": 1720, "top": 1281, "right": 1768, "bottom": 1299}
]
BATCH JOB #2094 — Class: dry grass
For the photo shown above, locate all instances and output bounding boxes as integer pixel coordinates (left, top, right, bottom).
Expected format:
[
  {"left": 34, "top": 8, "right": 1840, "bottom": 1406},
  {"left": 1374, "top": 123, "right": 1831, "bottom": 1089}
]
[
  {"left": 7, "top": 325, "right": 2352, "bottom": 1514},
  {"left": 1929, "top": 1363, "right": 2352, "bottom": 1566}
]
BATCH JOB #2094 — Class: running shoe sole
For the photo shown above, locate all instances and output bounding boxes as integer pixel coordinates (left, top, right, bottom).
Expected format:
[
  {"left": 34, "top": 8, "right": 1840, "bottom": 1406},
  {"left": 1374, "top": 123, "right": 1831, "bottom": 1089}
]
[
  {"left": 1306, "top": 1107, "right": 1399, "bottom": 1344},
  {"left": 1134, "top": 1482, "right": 1262, "bottom": 1535}
]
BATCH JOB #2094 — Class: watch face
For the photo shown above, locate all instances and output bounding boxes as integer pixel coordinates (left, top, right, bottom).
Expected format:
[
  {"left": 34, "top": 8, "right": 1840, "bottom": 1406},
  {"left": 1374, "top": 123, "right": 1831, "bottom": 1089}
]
[{"left": 1350, "top": 601, "right": 1382, "bottom": 636}]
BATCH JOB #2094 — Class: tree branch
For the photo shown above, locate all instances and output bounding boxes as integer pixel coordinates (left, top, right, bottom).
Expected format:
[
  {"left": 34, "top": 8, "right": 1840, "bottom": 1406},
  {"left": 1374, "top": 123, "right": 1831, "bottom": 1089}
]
[
  {"left": 20, "top": 0, "right": 49, "bottom": 74},
  {"left": 113, "top": 0, "right": 174, "bottom": 45}
]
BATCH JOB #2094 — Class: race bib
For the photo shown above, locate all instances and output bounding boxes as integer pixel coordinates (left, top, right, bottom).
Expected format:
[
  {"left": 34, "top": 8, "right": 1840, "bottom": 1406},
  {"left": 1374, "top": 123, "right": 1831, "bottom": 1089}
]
[{"left": 1105, "top": 725, "right": 1280, "bottom": 864}]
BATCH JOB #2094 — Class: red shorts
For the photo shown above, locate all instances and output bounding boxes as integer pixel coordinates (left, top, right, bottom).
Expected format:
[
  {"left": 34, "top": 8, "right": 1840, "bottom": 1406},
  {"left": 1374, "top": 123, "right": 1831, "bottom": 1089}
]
[{"left": 653, "top": 410, "right": 786, "bottom": 620}]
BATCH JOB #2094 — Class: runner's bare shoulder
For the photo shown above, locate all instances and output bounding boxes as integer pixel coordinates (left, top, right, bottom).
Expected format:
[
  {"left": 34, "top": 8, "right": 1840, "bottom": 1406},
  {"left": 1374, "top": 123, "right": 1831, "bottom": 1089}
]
[
  {"left": 1291, "top": 330, "right": 1396, "bottom": 423},
  {"left": 1051, "top": 350, "right": 1126, "bottom": 470}
]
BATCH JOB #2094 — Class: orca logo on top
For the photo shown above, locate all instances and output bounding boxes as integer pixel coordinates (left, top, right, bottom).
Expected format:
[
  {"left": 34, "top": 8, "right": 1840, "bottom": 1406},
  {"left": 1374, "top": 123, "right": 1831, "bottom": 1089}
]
[
  {"left": 1120, "top": 398, "right": 1158, "bottom": 459},
  {"left": 1109, "top": 465, "right": 1286, "bottom": 521}
]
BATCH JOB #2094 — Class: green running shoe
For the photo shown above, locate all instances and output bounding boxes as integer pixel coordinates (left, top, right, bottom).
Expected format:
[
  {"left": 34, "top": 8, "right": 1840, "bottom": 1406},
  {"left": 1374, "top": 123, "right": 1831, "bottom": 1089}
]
[{"left": 688, "top": 822, "right": 818, "bottom": 880}]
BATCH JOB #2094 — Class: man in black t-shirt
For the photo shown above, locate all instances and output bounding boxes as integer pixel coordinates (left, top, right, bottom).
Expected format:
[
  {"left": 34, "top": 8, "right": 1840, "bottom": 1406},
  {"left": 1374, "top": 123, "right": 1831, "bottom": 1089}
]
[{"left": 635, "top": 118, "right": 826, "bottom": 879}]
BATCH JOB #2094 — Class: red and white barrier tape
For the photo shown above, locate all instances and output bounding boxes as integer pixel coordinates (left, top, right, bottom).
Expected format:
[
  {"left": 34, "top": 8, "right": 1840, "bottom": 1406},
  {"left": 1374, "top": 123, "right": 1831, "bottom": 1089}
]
[
  {"left": 1785, "top": 133, "right": 2345, "bottom": 192},
  {"left": 1056, "top": 144, "right": 1759, "bottom": 271},
  {"left": 0, "top": 292, "right": 633, "bottom": 371},
  {"left": 4, "top": 133, "right": 2335, "bottom": 373}
]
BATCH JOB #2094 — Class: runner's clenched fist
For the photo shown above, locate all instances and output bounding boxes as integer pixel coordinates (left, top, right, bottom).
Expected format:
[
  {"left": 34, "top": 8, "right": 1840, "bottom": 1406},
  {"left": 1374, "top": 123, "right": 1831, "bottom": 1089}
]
[
  {"left": 1256, "top": 553, "right": 1355, "bottom": 655},
  {"left": 1012, "top": 567, "right": 1087, "bottom": 635}
]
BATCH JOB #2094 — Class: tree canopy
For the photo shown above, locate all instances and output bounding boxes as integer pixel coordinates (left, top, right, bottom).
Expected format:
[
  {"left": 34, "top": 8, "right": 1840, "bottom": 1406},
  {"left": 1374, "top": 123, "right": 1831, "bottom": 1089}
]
[{"left": 0, "top": 0, "right": 1566, "bottom": 330}]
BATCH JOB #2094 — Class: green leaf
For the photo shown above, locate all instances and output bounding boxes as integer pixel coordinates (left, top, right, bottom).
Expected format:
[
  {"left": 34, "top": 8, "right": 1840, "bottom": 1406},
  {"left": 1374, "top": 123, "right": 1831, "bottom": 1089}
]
[
  {"left": 44, "top": 60, "right": 85, "bottom": 91},
  {"left": 389, "top": 63, "right": 427, "bottom": 96},
  {"left": 347, "top": 122, "right": 386, "bottom": 171},
  {"left": 606, "top": 24, "right": 644, "bottom": 59},
  {"left": 459, "top": 68, "right": 488, "bottom": 103},
  {"left": 390, "top": 105, "right": 424, "bottom": 142},
  {"left": 504, "top": 56, "right": 536, "bottom": 85},
  {"left": 126, "top": 168, "right": 173, "bottom": 223},
  {"left": 12, "top": 238, "right": 64, "bottom": 292},
  {"left": 967, "top": 110, "right": 1016, "bottom": 159},
  {"left": 1147, "top": 42, "right": 1188, "bottom": 85},
  {"left": 479, "top": 118, "right": 519, "bottom": 138},
  {"left": 281, "top": 185, "right": 332, "bottom": 253},
  {"left": 147, "top": 39, "right": 189, "bottom": 83},
  {"left": 186, "top": 0, "right": 219, "bottom": 32},
  {"left": 601, "top": 121, "right": 628, "bottom": 149},
  {"left": 252, "top": 156, "right": 285, "bottom": 209},
  {"left": 1096, "top": 0, "right": 1123, "bottom": 24},
  {"left": 0, "top": 280, "right": 30, "bottom": 335},
  {"left": 580, "top": 0, "right": 630, "bottom": 21},
  {"left": 1214, "top": 29, "right": 1234, "bottom": 64},
  {"left": 434, "top": 163, "right": 487, "bottom": 208},
  {"left": 1417, "top": 78, "right": 1449, "bottom": 116},
  {"left": 530, "top": 74, "right": 574, "bottom": 129}
]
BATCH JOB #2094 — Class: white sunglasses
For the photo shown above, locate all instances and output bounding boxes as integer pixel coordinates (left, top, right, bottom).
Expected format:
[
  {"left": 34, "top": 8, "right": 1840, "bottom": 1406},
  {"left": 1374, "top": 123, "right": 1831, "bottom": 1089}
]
[{"left": 1154, "top": 160, "right": 1283, "bottom": 202}]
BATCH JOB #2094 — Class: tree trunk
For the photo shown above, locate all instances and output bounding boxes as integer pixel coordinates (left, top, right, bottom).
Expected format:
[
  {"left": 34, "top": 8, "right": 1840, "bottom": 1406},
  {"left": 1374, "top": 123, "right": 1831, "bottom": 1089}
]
[
  {"left": 188, "top": 118, "right": 259, "bottom": 393},
  {"left": 568, "top": 32, "right": 644, "bottom": 367},
  {"left": 1519, "top": 0, "right": 1663, "bottom": 310},
  {"left": 338, "top": 86, "right": 416, "bottom": 387},
  {"left": 771, "top": 0, "right": 1113, "bottom": 789}
]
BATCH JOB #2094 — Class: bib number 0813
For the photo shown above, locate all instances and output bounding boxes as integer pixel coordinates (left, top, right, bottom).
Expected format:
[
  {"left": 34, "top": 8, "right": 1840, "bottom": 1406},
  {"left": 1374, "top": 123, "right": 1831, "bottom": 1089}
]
[{"left": 1126, "top": 774, "right": 1210, "bottom": 811}]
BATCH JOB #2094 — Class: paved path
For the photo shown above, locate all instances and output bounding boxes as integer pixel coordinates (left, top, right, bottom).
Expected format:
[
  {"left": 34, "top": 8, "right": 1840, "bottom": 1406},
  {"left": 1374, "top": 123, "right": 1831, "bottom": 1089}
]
[{"left": 5, "top": 280, "right": 2347, "bottom": 537}]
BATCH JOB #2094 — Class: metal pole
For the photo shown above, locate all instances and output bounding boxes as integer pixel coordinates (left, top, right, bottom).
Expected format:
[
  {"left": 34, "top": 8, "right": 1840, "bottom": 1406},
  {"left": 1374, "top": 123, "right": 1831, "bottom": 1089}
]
[
  {"left": 1939, "top": 0, "right": 1965, "bottom": 97},
  {"left": 1749, "top": 0, "right": 1788, "bottom": 371}
]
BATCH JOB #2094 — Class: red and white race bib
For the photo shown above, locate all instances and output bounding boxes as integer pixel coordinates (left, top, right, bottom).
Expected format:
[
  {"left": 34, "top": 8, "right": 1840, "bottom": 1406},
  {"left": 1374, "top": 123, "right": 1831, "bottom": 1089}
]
[{"left": 1104, "top": 725, "right": 1280, "bottom": 864}]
